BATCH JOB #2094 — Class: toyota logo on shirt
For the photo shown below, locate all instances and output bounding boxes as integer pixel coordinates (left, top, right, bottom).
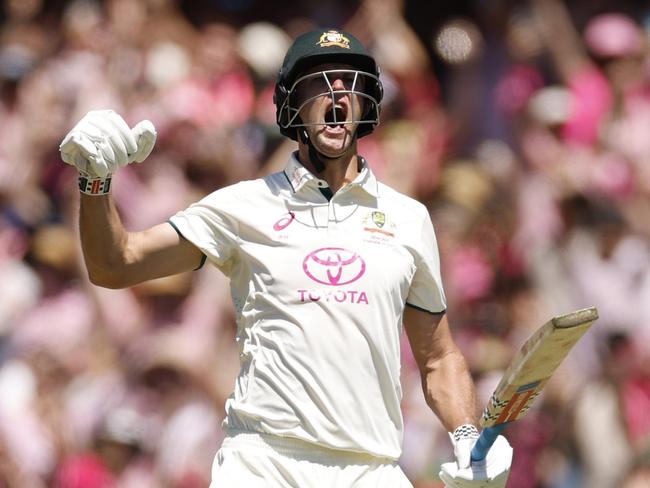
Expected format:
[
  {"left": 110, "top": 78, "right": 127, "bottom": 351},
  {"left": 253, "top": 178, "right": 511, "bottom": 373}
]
[{"left": 303, "top": 247, "right": 366, "bottom": 286}]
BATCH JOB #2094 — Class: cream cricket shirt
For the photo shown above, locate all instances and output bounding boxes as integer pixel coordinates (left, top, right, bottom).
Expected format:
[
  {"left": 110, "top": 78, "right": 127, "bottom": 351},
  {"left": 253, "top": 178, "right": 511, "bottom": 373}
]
[{"left": 169, "top": 153, "right": 446, "bottom": 460}]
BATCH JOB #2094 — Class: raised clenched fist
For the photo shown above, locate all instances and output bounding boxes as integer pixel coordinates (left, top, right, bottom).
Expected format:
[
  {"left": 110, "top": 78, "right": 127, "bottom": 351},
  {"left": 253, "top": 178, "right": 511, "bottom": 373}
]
[{"left": 59, "top": 109, "right": 157, "bottom": 179}]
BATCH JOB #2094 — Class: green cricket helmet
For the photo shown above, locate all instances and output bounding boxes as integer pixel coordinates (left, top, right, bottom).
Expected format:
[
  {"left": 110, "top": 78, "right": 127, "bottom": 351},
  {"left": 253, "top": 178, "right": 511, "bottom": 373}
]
[{"left": 274, "top": 28, "right": 383, "bottom": 140}]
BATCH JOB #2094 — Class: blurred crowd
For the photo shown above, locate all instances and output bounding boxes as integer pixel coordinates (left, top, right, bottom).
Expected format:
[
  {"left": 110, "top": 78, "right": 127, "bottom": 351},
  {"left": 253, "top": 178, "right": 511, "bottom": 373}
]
[{"left": 1, "top": 0, "right": 650, "bottom": 486}]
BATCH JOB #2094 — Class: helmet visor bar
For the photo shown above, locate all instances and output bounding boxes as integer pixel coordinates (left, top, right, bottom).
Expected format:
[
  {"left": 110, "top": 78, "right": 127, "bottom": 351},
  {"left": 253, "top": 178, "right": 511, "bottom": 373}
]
[{"left": 278, "top": 69, "right": 380, "bottom": 130}]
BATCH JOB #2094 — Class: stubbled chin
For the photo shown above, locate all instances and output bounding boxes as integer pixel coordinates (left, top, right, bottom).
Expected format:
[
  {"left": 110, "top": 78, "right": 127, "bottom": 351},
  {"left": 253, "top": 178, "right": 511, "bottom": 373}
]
[
  {"left": 315, "top": 131, "right": 352, "bottom": 157},
  {"left": 322, "top": 125, "right": 346, "bottom": 137}
]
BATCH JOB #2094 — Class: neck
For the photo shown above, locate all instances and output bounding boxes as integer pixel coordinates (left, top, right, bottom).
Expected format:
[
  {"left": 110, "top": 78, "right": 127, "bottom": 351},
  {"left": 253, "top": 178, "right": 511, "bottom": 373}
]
[{"left": 297, "top": 142, "right": 360, "bottom": 192}]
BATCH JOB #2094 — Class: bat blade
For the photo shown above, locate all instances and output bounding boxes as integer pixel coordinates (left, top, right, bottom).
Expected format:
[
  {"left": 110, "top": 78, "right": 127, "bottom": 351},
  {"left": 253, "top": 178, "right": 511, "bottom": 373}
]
[{"left": 470, "top": 307, "right": 598, "bottom": 462}]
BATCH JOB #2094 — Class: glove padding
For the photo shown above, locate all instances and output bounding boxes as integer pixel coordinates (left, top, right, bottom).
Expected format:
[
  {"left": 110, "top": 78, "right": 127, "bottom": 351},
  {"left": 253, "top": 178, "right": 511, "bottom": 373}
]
[
  {"left": 440, "top": 434, "right": 513, "bottom": 488},
  {"left": 59, "top": 110, "right": 157, "bottom": 178}
]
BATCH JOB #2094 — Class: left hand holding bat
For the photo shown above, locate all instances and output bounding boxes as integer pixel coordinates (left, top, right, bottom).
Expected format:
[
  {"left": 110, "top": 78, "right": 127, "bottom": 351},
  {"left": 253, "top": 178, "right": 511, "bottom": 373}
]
[{"left": 440, "top": 425, "right": 513, "bottom": 488}]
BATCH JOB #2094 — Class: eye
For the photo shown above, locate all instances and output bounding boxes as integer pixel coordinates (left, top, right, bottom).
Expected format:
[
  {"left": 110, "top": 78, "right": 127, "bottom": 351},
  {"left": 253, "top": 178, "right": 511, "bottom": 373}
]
[
  {"left": 291, "top": 73, "right": 330, "bottom": 105},
  {"left": 342, "top": 73, "right": 356, "bottom": 86},
  {"left": 302, "top": 74, "right": 329, "bottom": 93}
]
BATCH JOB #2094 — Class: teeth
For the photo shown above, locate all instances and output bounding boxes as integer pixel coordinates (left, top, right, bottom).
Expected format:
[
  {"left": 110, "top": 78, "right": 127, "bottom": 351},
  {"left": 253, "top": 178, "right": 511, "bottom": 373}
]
[{"left": 324, "top": 104, "right": 345, "bottom": 127}]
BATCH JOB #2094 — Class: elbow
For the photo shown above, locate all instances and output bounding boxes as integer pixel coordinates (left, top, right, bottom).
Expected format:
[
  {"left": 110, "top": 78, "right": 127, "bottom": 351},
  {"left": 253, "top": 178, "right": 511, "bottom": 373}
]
[
  {"left": 86, "top": 267, "right": 129, "bottom": 289},
  {"left": 84, "top": 249, "right": 136, "bottom": 289}
]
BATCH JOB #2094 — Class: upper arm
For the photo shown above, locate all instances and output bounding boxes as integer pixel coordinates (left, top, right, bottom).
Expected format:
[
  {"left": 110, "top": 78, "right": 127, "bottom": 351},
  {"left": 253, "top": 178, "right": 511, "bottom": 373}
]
[
  {"left": 403, "top": 307, "right": 456, "bottom": 373},
  {"left": 91, "top": 222, "right": 204, "bottom": 288}
]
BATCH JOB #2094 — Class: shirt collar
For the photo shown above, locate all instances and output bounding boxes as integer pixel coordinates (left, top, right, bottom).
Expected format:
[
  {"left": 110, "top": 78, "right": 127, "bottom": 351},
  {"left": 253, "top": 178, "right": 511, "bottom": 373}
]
[{"left": 283, "top": 152, "right": 378, "bottom": 198}]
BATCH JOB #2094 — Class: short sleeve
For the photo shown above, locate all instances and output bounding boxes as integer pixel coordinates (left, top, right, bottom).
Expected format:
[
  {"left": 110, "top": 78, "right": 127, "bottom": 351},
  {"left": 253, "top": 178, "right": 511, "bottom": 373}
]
[
  {"left": 406, "top": 208, "right": 447, "bottom": 314},
  {"left": 168, "top": 188, "right": 240, "bottom": 276}
]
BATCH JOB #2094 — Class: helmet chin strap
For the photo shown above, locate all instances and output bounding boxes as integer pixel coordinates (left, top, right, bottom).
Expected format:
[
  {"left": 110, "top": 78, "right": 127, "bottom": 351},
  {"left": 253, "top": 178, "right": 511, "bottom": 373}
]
[{"left": 299, "top": 128, "right": 327, "bottom": 173}]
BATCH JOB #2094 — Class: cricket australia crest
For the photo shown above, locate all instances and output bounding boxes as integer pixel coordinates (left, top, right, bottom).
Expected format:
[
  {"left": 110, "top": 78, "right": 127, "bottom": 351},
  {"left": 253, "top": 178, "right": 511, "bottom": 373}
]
[
  {"left": 372, "top": 211, "right": 385, "bottom": 228},
  {"left": 317, "top": 30, "right": 351, "bottom": 49}
]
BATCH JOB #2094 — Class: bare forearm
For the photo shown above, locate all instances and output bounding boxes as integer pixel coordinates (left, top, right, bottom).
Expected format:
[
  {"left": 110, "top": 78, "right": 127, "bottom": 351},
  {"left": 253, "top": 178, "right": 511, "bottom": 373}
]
[
  {"left": 404, "top": 310, "right": 479, "bottom": 431},
  {"left": 422, "top": 347, "right": 478, "bottom": 431},
  {"left": 79, "top": 194, "right": 131, "bottom": 283}
]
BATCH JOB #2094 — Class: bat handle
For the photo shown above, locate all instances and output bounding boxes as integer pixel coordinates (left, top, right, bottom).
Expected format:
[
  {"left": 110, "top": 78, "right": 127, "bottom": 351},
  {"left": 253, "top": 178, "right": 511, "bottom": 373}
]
[{"left": 470, "top": 424, "right": 508, "bottom": 462}]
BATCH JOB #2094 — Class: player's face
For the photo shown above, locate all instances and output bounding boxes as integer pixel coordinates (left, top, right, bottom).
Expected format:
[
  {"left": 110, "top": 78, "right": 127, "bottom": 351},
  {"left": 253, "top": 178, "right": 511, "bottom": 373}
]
[{"left": 293, "top": 63, "right": 366, "bottom": 158}]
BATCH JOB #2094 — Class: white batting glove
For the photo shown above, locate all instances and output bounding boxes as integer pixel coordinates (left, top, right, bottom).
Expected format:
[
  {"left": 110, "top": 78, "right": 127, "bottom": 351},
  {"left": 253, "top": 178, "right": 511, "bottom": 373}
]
[
  {"left": 439, "top": 425, "right": 513, "bottom": 488},
  {"left": 59, "top": 110, "right": 156, "bottom": 195}
]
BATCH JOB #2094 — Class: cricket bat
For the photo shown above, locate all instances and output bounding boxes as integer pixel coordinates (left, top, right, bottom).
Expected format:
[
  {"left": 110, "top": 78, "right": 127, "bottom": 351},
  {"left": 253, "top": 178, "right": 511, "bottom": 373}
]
[{"left": 470, "top": 306, "right": 599, "bottom": 462}]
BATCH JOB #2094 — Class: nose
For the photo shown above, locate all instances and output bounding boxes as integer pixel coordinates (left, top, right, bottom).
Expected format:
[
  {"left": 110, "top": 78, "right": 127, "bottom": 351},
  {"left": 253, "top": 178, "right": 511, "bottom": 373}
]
[{"left": 331, "top": 77, "right": 346, "bottom": 90}]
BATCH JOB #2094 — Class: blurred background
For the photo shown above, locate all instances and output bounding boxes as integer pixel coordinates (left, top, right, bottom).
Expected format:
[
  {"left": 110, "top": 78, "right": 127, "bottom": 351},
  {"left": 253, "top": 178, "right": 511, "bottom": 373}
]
[{"left": 1, "top": 0, "right": 650, "bottom": 486}]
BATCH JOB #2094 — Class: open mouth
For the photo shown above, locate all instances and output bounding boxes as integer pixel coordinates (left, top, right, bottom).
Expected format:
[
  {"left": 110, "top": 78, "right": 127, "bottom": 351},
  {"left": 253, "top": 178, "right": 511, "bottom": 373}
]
[{"left": 324, "top": 104, "right": 347, "bottom": 128}]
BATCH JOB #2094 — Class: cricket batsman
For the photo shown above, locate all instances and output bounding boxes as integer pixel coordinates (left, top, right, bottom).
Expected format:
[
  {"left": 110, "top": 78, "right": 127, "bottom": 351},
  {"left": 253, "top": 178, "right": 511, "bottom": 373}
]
[{"left": 60, "top": 28, "right": 512, "bottom": 487}]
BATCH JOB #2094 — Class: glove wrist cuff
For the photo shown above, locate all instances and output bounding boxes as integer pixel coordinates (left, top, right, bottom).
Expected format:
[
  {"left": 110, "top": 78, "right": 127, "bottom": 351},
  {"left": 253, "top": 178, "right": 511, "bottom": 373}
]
[
  {"left": 79, "top": 173, "right": 112, "bottom": 195},
  {"left": 452, "top": 424, "right": 480, "bottom": 442}
]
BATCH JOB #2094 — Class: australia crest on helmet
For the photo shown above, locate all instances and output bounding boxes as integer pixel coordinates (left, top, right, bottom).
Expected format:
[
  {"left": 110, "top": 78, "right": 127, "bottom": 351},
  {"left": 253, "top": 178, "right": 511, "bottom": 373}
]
[{"left": 317, "top": 30, "right": 351, "bottom": 49}]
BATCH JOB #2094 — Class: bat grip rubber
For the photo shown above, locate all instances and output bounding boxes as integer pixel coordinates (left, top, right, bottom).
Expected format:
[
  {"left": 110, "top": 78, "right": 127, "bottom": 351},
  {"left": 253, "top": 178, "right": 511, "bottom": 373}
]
[{"left": 470, "top": 424, "right": 507, "bottom": 462}]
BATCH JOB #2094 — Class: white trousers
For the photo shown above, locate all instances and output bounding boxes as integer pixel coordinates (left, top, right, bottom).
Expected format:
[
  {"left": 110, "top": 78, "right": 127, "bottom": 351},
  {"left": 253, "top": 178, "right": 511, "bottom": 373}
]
[{"left": 210, "top": 431, "right": 413, "bottom": 488}]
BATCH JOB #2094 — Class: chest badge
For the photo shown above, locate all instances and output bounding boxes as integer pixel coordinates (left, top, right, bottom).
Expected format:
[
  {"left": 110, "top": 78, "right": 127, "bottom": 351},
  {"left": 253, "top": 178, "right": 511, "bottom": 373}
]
[
  {"left": 363, "top": 210, "right": 395, "bottom": 238},
  {"left": 372, "top": 211, "right": 385, "bottom": 228}
]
